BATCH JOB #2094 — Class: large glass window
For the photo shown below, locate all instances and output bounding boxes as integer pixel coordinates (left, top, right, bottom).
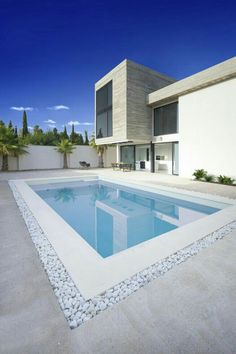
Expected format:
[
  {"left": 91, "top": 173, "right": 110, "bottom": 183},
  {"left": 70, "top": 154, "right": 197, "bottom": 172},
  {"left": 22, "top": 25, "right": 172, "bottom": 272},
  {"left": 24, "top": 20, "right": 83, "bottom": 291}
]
[
  {"left": 96, "top": 81, "right": 112, "bottom": 138},
  {"left": 154, "top": 102, "right": 178, "bottom": 136},
  {"left": 120, "top": 146, "right": 135, "bottom": 169}
]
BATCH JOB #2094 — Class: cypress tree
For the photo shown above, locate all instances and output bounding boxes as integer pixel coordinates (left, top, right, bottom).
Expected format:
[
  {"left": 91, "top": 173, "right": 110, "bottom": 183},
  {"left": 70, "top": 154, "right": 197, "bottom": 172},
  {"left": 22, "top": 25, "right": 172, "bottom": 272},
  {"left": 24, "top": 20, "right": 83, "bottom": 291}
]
[
  {"left": 70, "top": 124, "right": 76, "bottom": 143},
  {"left": 22, "top": 110, "right": 29, "bottom": 137},
  {"left": 14, "top": 126, "right": 18, "bottom": 139},
  {"left": 77, "top": 133, "right": 84, "bottom": 145},
  {"left": 84, "top": 130, "right": 89, "bottom": 145},
  {"left": 8, "top": 120, "right": 13, "bottom": 130},
  {"left": 52, "top": 127, "right": 59, "bottom": 141},
  {"left": 53, "top": 127, "right": 58, "bottom": 136},
  {"left": 63, "top": 126, "right": 69, "bottom": 139},
  {"left": 60, "top": 126, "right": 69, "bottom": 140}
]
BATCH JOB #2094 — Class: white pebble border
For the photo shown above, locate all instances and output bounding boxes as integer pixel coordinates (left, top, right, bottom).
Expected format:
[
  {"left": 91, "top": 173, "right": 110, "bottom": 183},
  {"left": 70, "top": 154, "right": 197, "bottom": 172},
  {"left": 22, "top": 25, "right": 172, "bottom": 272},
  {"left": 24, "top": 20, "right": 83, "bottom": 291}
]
[{"left": 9, "top": 181, "right": 236, "bottom": 329}]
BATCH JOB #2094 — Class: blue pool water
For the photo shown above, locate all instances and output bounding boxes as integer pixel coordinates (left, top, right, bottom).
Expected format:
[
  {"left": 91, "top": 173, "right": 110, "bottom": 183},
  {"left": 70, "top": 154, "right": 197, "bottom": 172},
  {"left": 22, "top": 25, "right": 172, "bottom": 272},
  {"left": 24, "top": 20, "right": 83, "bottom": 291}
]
[{"left": 32, "top": 179, "right": 223, "bottom": 258}]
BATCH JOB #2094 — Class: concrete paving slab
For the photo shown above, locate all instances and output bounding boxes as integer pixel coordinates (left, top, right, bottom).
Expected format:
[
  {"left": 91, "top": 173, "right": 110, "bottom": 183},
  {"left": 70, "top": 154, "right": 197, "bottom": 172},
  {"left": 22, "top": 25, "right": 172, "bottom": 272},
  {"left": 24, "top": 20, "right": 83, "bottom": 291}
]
[
  {"left": 72, "top": 232, "right": 236, "bottom": 354},
  {"left": 0, "top": 181, "right": 77, "bottom": 354},
  {"left": 0, "top": 171, "right": 236, "bottom": 354},
  {"left": 1, "top": 168, "right": 236, "bottom": 199}
]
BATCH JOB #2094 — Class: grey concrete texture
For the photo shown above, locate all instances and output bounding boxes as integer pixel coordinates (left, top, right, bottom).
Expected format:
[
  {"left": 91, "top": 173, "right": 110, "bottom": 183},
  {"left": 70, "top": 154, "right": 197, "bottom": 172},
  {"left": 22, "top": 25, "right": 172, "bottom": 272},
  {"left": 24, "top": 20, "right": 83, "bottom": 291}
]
[
  {"left": 126, "top": 60, "right": 175, "bottom": 142},
  {"left": 0, "top": 181, "right": 75, "bottom": 354},
  {"left": 1, "top": 170, "right": 236, "bottom": 353},
  {"left": 94, "top": 59, "right": 175, "bottom": 145}
]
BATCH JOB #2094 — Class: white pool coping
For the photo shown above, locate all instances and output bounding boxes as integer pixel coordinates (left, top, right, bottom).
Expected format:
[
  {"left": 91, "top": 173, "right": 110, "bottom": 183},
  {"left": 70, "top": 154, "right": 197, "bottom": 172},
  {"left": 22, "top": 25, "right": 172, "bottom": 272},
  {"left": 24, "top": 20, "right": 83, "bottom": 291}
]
[{"left": 11, "top": 176, "right": 236, "bottom": 300}]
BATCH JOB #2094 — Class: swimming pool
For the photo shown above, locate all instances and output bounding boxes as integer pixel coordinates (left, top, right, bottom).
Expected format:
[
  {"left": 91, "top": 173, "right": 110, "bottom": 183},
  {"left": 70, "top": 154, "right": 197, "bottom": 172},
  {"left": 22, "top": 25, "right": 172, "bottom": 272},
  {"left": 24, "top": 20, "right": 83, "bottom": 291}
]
[
  {"left": 11, "top": 176, "right": 236, "bottom": 299},
  {"left": 32, "top": 179, "right": 223, "bottom": 258}
]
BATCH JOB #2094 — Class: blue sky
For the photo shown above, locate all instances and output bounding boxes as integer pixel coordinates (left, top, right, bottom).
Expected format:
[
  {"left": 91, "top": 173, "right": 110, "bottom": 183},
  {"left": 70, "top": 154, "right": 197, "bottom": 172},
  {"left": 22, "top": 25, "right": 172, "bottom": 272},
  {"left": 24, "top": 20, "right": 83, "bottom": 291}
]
[{"left": 0, "top": 0, "right": 235, "bottom": 135}]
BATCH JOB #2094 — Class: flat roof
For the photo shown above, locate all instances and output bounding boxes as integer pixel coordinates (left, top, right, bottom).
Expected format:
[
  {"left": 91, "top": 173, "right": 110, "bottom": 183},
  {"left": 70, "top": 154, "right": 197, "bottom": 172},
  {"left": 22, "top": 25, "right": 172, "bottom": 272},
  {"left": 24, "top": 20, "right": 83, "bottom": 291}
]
[
  {"left": 95, "top": 59, "right": 176, "bottom": 89},
  {"left": 147, "top": 56, "right": 236, "bottom": 106}
]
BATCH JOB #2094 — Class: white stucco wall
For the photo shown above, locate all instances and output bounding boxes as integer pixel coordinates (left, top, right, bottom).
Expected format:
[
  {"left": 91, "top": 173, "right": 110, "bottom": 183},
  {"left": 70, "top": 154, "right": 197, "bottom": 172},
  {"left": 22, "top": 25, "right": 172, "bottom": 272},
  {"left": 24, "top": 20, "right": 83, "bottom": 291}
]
[
  {"left": 0, "top": 155, "right": 18, "bottom": 170},
  {"left": 103, "top": 146, "right": 116, "bottom": 167},
  {"left": 179, "top": 78, "right": 236, "bottom": 178},
  {"left": 68, "top": 146, "right": 99, "bottom": 168},
  {"left": 19, "top": 145, "right": 63, "bottom": 170},
  {"left": 0, "top": 145, "right": 115, "bottom": 171}
]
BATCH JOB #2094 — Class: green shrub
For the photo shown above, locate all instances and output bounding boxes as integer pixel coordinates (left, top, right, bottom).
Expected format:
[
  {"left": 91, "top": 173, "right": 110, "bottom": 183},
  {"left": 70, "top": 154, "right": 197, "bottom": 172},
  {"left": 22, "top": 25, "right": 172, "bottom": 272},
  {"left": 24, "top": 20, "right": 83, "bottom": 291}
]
[
  {"left": 193, "top": 169, "right": 207, "bottom": 180},
  {"left": 217, "top": 175, "right": 235, "bottom": 185},
  {"left": 204, "top": 174, "right": 214, "bottom": 182}
]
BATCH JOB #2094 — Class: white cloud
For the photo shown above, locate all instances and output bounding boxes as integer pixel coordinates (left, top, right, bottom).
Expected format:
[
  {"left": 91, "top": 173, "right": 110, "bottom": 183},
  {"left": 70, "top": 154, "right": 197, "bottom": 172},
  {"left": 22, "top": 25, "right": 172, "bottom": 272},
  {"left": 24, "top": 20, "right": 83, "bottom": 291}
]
[
  {"left": 47, "top": 124, "right": 56, "bottom": 129},
  {"left": 47, "top": 105, "right": 69, "bottom": 110},
  {"left": 82, "top": 122, "right": 93, "bottom": 126},
  {"left": 10, "top": 106, "right": 34, "bottom": 111},
  {"left": 28, "top": 126, "right": 34, "bottom": 130},
  {"left": 44, "top": 119, "right": 56, "bottom": 124},
  {"left": 68, "top": 120, "right": 79, "bottom": 126},
  {"left": 67, "top": 121, "right": 93, "bottom": 126}
]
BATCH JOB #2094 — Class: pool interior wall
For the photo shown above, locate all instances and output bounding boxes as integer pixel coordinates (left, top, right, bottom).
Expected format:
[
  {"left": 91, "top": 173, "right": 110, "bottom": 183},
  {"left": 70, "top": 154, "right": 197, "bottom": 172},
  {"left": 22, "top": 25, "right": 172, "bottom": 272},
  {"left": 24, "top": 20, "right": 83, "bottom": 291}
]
[{"left": 31, "top": 179, "right": 226, "bottom": 258}]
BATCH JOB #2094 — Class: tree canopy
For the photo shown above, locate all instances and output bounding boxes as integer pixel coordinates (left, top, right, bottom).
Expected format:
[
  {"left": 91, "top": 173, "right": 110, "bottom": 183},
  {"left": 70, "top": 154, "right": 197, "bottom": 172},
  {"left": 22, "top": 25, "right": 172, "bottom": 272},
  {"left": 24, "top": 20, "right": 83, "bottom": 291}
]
[
  {"left": 0, "top": 119, "right": 91, "bottom": 146},
  {"left": 0, "top": 122, "right": 28, "bottom": 171}
]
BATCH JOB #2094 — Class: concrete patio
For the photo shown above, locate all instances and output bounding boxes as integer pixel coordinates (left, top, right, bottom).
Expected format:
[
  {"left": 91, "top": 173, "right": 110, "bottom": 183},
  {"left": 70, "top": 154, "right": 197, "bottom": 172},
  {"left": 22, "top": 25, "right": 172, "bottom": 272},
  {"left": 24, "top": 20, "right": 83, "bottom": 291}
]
[{"left": 1, "top": 169, "right": 236, "bottom": 354}]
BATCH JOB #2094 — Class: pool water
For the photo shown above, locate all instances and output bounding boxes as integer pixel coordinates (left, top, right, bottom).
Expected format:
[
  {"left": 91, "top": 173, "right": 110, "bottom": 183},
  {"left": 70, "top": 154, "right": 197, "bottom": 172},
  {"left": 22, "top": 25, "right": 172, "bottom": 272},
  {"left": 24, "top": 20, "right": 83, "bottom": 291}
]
[{"left": 32, "top": 180, "right": 222, "bottom": 258}]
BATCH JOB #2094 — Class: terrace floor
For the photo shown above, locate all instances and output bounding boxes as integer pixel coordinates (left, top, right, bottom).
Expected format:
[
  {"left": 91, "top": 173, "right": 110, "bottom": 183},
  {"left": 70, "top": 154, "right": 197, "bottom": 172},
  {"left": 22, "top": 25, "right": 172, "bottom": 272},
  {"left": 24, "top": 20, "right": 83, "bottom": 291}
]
[{"left": 1, "top": 169, "right": 236, "bottom": 354}]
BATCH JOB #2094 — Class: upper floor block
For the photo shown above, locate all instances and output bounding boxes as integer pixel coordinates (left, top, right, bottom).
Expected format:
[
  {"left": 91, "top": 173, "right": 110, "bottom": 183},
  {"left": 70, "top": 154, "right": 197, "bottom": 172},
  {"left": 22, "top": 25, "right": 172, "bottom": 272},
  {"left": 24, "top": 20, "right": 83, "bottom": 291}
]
[{"left": 95, "top": 59, "right": 175, "bottom": 145}]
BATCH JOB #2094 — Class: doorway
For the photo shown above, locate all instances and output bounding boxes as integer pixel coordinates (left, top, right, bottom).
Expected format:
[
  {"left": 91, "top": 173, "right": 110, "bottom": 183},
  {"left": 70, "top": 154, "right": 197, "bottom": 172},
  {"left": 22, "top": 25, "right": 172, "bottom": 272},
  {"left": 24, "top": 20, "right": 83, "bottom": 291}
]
[
  {"left": 154, "top": 142, "right": 179, "bottom": 175},
  {"left": 135, "top": 145, "right": 150, "bottom": 171},
  {"left": 120, "top": 145, "right": 135, "bottom": 169}
]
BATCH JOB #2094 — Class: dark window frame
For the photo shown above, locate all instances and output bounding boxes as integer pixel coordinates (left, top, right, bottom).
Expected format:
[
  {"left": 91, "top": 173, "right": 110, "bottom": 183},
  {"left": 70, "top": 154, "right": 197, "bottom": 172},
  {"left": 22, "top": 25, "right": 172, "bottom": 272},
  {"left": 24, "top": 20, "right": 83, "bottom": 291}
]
[
  {"left": 96, "top": 81, "right": 113, "bottom": 139},
  {"left": 153, "top": 102, "right": 178, "bottom": 136}
]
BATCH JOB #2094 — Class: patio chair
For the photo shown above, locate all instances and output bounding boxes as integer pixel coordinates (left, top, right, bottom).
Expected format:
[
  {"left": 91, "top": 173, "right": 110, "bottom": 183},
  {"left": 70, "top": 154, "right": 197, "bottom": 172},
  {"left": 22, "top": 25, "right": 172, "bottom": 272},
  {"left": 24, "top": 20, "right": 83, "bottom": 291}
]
[
  {"left": 111, "top": 162, "right": 120, "bottom": 170},
  {"left": 79, "top": 161, "right": 90, "bottom": 168}
]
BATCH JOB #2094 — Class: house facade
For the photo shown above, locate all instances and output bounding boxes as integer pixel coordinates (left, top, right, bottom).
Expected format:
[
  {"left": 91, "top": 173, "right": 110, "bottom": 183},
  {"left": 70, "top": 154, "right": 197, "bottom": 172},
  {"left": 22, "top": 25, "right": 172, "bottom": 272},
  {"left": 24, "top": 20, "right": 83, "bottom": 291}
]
[{"left": 95, "top": 57, "right": 236, "bottom": 177}]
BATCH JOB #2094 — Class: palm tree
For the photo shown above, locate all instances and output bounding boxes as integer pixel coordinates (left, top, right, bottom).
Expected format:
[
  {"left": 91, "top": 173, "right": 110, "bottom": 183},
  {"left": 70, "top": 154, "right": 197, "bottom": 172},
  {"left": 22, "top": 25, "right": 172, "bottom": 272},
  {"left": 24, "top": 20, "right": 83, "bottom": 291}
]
[
  {"left": 90, "top": 184, "right": 110, "bottom": 204},
  {"left": 0, "top": 125, "right": 28, "bottom": 171},
  {"left": 90, "top": 135, "right": 109, "bottom": 168},
  {"left": 56, "top": 139, "right": 75, "bottom": 169},
  {"left": 54, "top": 188, "right": 76, "bottom": 203}
]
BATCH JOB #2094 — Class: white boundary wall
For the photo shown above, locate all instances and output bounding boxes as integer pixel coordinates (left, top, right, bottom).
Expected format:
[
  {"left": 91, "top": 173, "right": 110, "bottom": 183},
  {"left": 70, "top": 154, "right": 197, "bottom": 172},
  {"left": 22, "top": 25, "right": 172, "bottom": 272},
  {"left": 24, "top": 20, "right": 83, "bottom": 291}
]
[{"left": 0, "top": 145, "right": 116, "bottom": 171}]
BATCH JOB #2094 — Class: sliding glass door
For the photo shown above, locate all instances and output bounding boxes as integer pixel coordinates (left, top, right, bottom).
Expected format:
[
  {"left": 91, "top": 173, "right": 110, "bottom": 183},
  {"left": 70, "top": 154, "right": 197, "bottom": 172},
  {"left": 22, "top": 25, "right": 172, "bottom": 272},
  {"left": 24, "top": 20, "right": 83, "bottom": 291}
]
[
  {"left": 154, "top": 142, "right": 179, "bottom": 175},
  {"left": 120, "top": 146, "right": 135, "bottom": 169}
]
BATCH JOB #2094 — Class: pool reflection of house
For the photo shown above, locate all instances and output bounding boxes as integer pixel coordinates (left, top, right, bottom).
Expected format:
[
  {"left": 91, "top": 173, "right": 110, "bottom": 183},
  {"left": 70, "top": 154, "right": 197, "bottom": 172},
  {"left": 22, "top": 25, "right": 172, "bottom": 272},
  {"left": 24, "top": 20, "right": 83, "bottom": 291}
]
[
  {"left": 95, "top": 189, "right": 210, "bottom": 257},
  {"left": 34, "top": 181, "right": 220, "bottom": 258}
]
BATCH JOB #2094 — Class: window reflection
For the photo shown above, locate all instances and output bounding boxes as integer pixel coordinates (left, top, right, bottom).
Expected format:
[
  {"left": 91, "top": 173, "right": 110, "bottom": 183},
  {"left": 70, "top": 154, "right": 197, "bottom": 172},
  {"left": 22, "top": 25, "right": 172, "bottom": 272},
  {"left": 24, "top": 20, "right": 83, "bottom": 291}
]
[
  {"left": 96, "top": 81, "right": 112, "bottom": 138},
  {"left": 154, "top": 102, "right": 178, "bottom": 136}
]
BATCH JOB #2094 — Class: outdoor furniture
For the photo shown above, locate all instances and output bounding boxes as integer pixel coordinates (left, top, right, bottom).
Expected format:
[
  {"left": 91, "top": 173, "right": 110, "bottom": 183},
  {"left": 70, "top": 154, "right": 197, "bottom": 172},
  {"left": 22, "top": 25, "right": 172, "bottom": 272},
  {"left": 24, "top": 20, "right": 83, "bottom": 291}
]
[
  {"left": 79, "top": 161, "right": 90, "bottom": 168},
  {"left": 121, "top": 163, "right": 132, "bottom": 171},
  {"left": 111, "top": 162, "right": 120, "bottom": 170},
  {"left": 111, "top": 162, "right": 132, "bottom": 172}
]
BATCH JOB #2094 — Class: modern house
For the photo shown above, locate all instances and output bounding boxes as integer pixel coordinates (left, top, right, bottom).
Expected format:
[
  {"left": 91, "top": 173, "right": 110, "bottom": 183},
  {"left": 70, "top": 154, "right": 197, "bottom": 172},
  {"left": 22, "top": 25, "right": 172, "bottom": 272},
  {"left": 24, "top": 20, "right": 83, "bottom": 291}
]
[{"left": 95, "top": 57, "right": 236, "bottom": 177}]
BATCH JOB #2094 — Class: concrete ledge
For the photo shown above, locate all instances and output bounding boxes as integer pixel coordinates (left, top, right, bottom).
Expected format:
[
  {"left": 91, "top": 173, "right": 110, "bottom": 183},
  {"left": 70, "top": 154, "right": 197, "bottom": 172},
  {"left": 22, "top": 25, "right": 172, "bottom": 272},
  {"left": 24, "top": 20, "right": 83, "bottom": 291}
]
[{"left": 148, "top": 56, "right": 236, "bottom": 106}]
